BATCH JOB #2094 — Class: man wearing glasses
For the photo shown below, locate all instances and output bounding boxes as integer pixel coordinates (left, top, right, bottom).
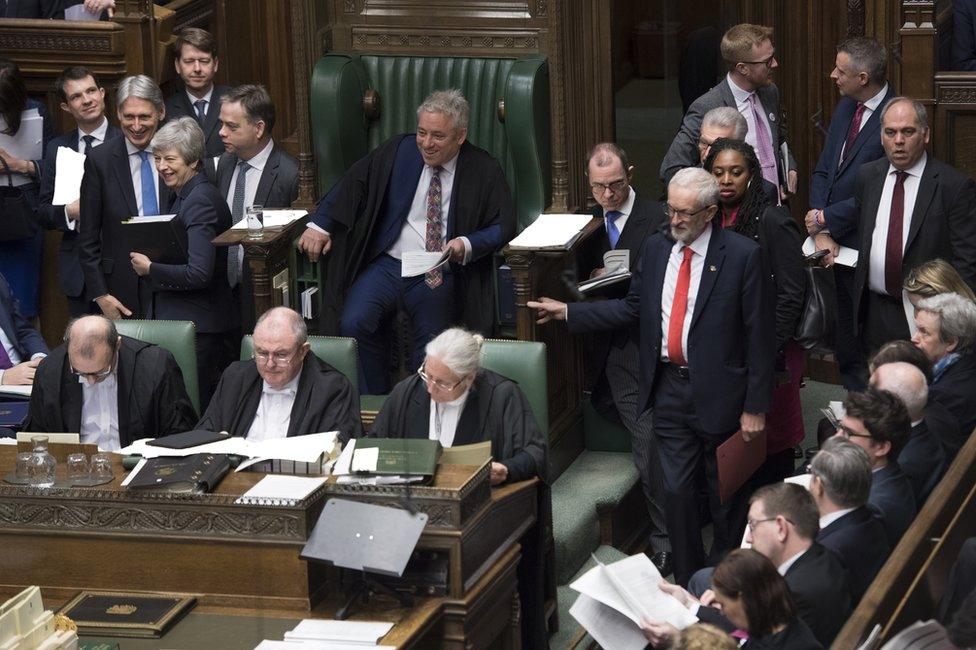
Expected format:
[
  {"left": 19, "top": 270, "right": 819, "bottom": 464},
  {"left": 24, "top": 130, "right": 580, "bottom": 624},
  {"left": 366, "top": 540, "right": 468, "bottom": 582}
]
[
  {"left": 660, "top": 23, "right": 796, "bottom": 199},
  {"left": 197, "top": 307, "right": 362, "bottom": 443},
  {"left": 24, "top": 315, "right": 196, "bottom": 450}
]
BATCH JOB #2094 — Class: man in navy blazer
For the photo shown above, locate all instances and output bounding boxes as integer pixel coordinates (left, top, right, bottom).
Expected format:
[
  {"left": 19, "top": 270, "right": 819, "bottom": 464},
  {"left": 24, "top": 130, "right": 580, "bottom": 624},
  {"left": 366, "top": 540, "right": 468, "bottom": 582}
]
[
  {"left": 529, "top": 167, "right": 773, "bottom": 585},
  {"left": 806, "top": 37, "right": 893, "bottom": 390},
  {"left": 163, "top": 28, "right": 229, "bottom": 159},
  {"left": 0, "top": 272, "right": 48, "bottom": 386},
  {"left": 37, "top": 66, "right": 122, "bottom": 317}
]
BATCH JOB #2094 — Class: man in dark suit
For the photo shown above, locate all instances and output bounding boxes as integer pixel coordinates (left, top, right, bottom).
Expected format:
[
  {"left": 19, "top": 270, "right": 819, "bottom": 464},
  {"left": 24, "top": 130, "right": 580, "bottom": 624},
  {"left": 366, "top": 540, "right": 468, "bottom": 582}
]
[
  {"left": 836, "top": 388, "right": 916, "bottom": 547},
  {"left": 953, "top": 0, "right": 976, "bottom": 70},
  {"left": 807, "top": 37, "right": 894, "bottom": 390},
  {"left": 298, "top": 90, "right": 516, "bottom": 395},
  {"left": 871, "top": 360, "right": 946, "bottom": 508},
  {"left": 36, "top": 66, "right": 122, "bottom": 317},
  {"left": 0, "top": 272, "right": 47, "bottom": 386},
  {"left": 529, "top": 167, "right": 774, "bottom": 586},
  {"left": 198, "top": 307, "right": 362, "bottom": 443},
  {"left": 660, "top": 23, "right": 796, "bottom": 197},
  {"left": 810, "top": 436, "right": 891, "bottom": 603},
  {"left": 853, "top": 97, "right": 976, "bottom": 355},
  {"left": 163, "top": 28, "right": 229, "bottom": 158},
  {"left": 576, "top": 142, "right": 671, "bottom": 571},
  {"left": 25, "top": 315, "right": 196, "bottom": 450},
  {"left": 78, "top": 74, "right": 172, "bottom": 320}
]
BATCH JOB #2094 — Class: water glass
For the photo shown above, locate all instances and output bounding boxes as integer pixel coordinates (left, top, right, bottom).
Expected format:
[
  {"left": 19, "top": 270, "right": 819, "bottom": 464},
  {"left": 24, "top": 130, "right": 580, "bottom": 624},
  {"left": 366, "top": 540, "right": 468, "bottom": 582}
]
[
  {"left": 28, "top": 436, "right": 56, "bottom": 488},
  {"left": 67, "top": 453, "right": 90, "bottom": 482},
  {"left": 90, "top": 453, "right": 114, "bottom": 482},
  {"left": 15, "top": 452, "right": 31, "bottom": 482},
  {"left": 246, "top": 204, "right": 264, "bottom": 240}
]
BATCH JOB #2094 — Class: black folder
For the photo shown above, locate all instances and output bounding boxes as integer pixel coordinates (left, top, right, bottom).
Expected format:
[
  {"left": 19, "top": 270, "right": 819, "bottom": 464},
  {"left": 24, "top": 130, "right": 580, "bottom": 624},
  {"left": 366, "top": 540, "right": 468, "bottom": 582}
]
[{"left": 122, "top": 214, "right": 187, "bottom": 265}]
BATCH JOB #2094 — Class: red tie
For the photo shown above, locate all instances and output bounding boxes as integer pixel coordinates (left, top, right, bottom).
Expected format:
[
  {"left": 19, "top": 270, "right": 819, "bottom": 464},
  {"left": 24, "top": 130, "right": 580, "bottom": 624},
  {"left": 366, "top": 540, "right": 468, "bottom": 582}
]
[
  {"left": 884, "top": 171, "right": 909, "bottom": 297},
  {"left": 842, "top": 102, "right": 865, "bottom": 162},
  {"left": 668, "top": 246, "right": 694, "bottom": 365}
]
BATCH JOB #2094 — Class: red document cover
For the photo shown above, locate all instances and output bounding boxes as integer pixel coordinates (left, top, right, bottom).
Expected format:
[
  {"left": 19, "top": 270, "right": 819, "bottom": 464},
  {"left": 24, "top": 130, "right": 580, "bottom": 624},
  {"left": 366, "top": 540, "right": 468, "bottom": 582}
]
[{"left": 716, "top": 428, "right": 768, "bottom": 503}]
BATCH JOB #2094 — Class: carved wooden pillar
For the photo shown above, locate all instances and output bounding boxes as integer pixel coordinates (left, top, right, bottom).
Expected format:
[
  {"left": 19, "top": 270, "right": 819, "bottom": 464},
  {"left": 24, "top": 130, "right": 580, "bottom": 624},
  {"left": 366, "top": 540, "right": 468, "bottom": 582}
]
[
  {"left": 899, "top": 1, "right": 937, "bottom": 103},
  {"left": 547, "top": 0, "right": 569, "bottom": 212},
  {"left": 291, "top": 0, "right": 319, "bottom": 210},
  {"left": 112, "top": 0, "right": 157, "bottom": 76}
]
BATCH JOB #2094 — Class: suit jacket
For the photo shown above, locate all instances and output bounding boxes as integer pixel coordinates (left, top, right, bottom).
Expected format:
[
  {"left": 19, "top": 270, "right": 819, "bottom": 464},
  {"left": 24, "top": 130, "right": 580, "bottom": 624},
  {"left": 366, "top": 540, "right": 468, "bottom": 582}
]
[
  {"left": 144, "top": 172, "right": 237, "bottom": 334},
  {"left": 928, "top": 351, "right": 976, "bottom": 460},
  {"left": 810, "top": 87, "right": 895, "bottom": 249},
  {"left": 869, "top": 461, "right": 917, "bottom": 548},
  {"left": 660, "top": 77, "right": 795, "bottom": 184},
  {"left": 163, "top": 84, "right": 232, "bottom": 159},
  {"left": 568, "top": 225, "right": 773, "bottom": 434},
  {"left": 742, "top": 618, "right": 823, "bottom": 650},
  {"left": 24, "top": 336, "right": 196, "bottom": 447},
  {"left": 313, "top": 134, "right": 516, "bottom": 335},
  {"left": 207, "top": 141, "right": 299, "bottom": 210},
  {"left": 370, "top": 370, "right": 549, "bottom": 483},
  {"left": 37, "top": 124, "right": 123, "bottom": 298},
  {"left": 817, "top": 506, "right": 890, "bottom": 603},
  {"left": 953, "top": 0, "right": 976, "bottom": 70},
  {"left": 78, "top": 136, "right": 173, "bottom": 314},
  {"left": 898, "top": 419, "right": 946, "bottom": 509},
  {"left": 0, "top": 273, "right": 47, "bottom": 361},
  {"left": 853, "top": 156, "right": 976, "bottom": 336},
  {"left": 196, "top": 352, "right": 363, "bottom": 443},
  {"left": 756, "top": 206, "right": 806, "bottom": 353}
]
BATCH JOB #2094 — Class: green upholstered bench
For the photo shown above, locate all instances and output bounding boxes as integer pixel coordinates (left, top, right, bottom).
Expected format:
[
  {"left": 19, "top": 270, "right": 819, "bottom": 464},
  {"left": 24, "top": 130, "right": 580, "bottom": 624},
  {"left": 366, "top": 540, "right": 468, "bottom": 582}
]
[
  {"left": 115, "top": 319, "right": 199, "bottom": 415},
  {"left": 480, "top": 338, "right": 548, "bottom": 433},
  {"left": 240, "top": 334, "right": 359, "bottom": 387}
]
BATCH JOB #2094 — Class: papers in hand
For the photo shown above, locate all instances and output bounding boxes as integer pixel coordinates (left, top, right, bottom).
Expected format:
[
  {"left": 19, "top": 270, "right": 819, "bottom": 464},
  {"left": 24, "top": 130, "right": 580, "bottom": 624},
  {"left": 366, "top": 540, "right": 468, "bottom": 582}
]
[
  {"left": 0, "top": 109, "right": 42, "bottom": 187},
  {"left": 52, "top": 146, "right": 87, "bottom": 204},
  {"left": 569, "top": 553, "right": 697, "bottom": 649},
  {"left": 229, "top": 209, "right": 307, "bottom": 229},
  {"left": 508, "top": 213, "right": 594, "bottom": 249},
  {"left": 803, "top": 236, "right": 858, "bottom": 267},
  {"left": 578, "top": 249, "right": 632, "bottom": 294},
  {"left": 401, "top": 250, "right": 451, "bottom": 278}
]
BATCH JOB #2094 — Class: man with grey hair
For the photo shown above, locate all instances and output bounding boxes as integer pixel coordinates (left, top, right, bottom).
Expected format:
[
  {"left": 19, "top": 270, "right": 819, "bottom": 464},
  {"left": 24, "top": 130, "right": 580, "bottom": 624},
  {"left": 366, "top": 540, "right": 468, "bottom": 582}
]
[
  {"left": 698, "top": 107, "right": 747, "bottom": 162},
  {"left": 79, "top": 74, "right": 171, "bottom": 319},
  {"left": 529, "top": 166, "right": 773, "bottom": 585},
  {"left": 913, "top": 292, "right": 976, "bottom": 460},
  {"left": 25, "top": 315, "right": 195, "bottom": 449},
  {"left": 298, "top": 89, "right": 515, "bottom": 394},
  {"left": 853, "top": 96, "right": 976, "bottom": 359},
  {"left": 198, "top": 307, "right": 362, "bottom": 443},
  {"left": 810, "top": 436, "right": 891, "bottom": 603}
]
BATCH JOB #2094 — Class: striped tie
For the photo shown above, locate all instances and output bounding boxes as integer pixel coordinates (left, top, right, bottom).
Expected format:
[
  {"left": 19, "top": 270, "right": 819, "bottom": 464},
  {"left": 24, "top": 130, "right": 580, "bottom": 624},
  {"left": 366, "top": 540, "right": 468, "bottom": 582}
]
[
  {"left": 425, "top": 167, "right": 444, "bottom": 289},
  {"left": 228, "top": 161, "right": 249, "bottom": 288}
]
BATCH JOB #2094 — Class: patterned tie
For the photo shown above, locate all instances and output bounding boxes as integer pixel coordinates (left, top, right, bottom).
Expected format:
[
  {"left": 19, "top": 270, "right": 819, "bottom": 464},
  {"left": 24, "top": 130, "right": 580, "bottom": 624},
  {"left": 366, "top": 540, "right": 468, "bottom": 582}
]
[
  {"left": 228, "top": 161, "right": 249, "bottom": 288},
  {"left": 842, "top": 102, "right": 866, "bottom": 163},
  {"left": 137, "top": 150, "right": 159, "bottom": 216},
  {"left": 748, "top": 93, "right": 778, "bottom": 188},
  {"left": 0, "top": 343, "right": 12, "bottom": 370},
  {"left": 884, "top": 171, "right": 909, "bottom": 298},
  {"left": 605, "top": 210, "right": 622, "bottom": 248},
  {"left": 81, "top": 135, "right": 95, "bottom": 155},
  {"left": 425, "top": 166, "right": 444, "bottom": 289},
  {"left": 194, "top": 99, "right": 207, "bottom": 125},
  {"left": 667, "top": 246, "right": 694, "bottom": 366}
]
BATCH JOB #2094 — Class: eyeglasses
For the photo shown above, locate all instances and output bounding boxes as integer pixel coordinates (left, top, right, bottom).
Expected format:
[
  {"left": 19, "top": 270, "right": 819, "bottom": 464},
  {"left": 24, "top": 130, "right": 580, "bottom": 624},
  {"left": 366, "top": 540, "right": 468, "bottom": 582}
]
[
  {"left": 254, "top": 347, "right": 301, "bottom": 365},
  {"left": 417, "top": 364, "right": 464, "bottom": 391},
  {"left": 747, "top": 516, "right": 791, "bottom": 532},
  {"left": 836, "top": 425, "right": 873, "bottom": 440},
  {"left": 665, "top": 204, "right": 713, "bottom": 220},
  {"left": 70, "top": 349, "right": 117, "bottom": 381},
  {"left": 590, "top": 179, "right": 628, "bottom": 194},
  {"left": 741, "top": 54, "right": 776, "bottom": 68}
]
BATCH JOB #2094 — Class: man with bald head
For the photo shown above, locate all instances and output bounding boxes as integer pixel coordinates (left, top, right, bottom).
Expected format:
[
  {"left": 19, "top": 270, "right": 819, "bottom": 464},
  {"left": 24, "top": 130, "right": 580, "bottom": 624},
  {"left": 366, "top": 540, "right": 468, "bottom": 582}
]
[
  {"left": 197, "top": 307, "right": 362, "bottom": 442},
  {"left": 25, "top": 315, "right": 196, "bottom": 449}
]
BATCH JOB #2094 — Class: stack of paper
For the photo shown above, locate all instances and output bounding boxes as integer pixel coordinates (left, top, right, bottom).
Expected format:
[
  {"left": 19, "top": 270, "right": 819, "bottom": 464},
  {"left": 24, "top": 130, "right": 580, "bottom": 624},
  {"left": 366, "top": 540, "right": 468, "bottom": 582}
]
[
  {"left": 569, "top": 554, "right": 697, "bottom": 650},
  {"left": 253, "top": 619, "right": 394, "bottom": 649},
  {"left": 230, "top": 209, "right": 308, "bottom": 230},
  {"left": 401, "top": 250, "right": 450, "bottom": 278},
  {"left": 52, "top": 146, "right": 87, "bottom": 204},
  {"left": 803, "top": 236, "right": 858, "bottom": 267},
  {"left": 507, "top": 213, "right": 594, "bottom": 250},
  {"left": 0, "top": 109, "right": 42, "bottom": 187}
]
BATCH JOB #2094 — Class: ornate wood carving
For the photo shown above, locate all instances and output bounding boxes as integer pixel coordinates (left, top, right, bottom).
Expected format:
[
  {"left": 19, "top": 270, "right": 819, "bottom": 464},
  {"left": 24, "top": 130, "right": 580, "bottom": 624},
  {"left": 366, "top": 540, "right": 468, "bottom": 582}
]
[
  {"left": 848, "top": 0, "right": 866, "bottom": 36},
  {"left": 361, "top": 0, "right": 532, "bottom": 19},
  {"left": 351, "top": 27, "right": 540, "bottom": 53}
]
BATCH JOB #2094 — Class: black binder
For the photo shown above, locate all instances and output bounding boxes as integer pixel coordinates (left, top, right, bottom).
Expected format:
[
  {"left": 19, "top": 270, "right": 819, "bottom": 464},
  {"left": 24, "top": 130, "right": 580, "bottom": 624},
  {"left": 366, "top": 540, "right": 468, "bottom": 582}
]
[{"left": 122, "top": 214, "right": 187, "bottom": 265}]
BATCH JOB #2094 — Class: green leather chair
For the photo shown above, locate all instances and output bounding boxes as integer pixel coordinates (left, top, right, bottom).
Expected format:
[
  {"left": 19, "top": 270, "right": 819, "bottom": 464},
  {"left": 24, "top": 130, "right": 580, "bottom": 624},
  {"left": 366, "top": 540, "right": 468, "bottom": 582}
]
[
  {"left": 309, "top": 53, "right": 551, "bottom": 231},
  {"left": 480, "top": 339, "right": 548, "bottom": 434},
  {"left": 240, "top": 334, "right": 359, "bottom": 388},
  {"left": 115, "top": 319, "right": 200, "bottom": 415}
]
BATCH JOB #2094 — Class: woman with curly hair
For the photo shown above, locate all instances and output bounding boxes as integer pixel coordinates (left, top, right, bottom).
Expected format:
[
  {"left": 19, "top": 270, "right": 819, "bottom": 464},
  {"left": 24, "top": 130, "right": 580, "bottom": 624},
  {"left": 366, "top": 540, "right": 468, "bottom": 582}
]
[{"left": 704, "top": 138, "right": 806, "bottom": 484}]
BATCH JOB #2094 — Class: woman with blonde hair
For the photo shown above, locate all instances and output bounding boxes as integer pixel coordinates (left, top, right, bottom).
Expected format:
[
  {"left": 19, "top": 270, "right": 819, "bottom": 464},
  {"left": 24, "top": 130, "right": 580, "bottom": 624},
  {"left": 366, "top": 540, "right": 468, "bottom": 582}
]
[{"left": 904, "top": 258, "right": 976, "bottom": 308}]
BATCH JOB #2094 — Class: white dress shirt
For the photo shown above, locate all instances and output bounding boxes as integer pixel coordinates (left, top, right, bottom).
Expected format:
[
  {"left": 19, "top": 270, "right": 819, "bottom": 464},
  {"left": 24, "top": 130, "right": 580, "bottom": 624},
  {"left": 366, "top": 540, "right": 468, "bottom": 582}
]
[
  {"left": 605, "top": 187, "right": 635, "bottom": 242},
  {"left": 777, "top": 548, "right": 807, "bottom": 576},
  {"left": 868, "top": 154, "right": 927, "bottom": 295},
  {"left": 224, "top": 138, "right": 275, "bottom": 214},
  {"left": 819, "top": 507, "right": 856, "bottom": 530},
  {"left": 839, "top": 84, "right": 889, "bottom": 162},
  {"left": 388, "top": 154, "right": 467, "bottom": 260},
  {"left": 660, "top": 223, "right": 713, "bottom": 363},
  {"left": 64, "top": 118, "right": 110, "bottom": 230},
  {"left": 125, "top": 139, "right": 160, "bottom": 216},
  {"left": 80, "top": 373, "right": 121, "bottom": 452},
  {"left": 246, "top": 374, "right": 300, "bottom": 442},
  {"left": 727, "top": 74, "right": 777, "bottom": 176},
  {"left": 428, "top": 389, "right": 470, "bottom": 448}
]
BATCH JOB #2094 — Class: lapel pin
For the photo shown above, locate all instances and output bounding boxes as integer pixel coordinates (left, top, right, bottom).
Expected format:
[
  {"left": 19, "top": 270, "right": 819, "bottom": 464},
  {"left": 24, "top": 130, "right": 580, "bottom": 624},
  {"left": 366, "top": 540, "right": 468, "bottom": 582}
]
[
  {"left": 709, "top": 265, "right": 717, "bottom": 272},
  {"left": 769, "top": 112, "right": 776, "bottom": 122}
]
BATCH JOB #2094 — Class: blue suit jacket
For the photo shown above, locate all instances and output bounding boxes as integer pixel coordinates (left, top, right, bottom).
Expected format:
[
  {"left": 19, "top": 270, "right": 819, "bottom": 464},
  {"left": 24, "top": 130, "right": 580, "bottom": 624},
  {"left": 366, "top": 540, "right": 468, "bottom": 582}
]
[
  {"left": 898, "top": 419, "right": 946, "bottom": 509},
  {"left": 567, "top": 225, "right": 773, "bottom": 434},
  {"left": 810, "top": 87, "right": 894, "bottom": 249},
  {"left": 817, "top": 505, "right": 890, "bottom": 603},
  {"left": 868, "top": 461, "right": 917, "bottom": 547},
  {"left": 0, "top": 274, "right": 48, "bottom": 361}
]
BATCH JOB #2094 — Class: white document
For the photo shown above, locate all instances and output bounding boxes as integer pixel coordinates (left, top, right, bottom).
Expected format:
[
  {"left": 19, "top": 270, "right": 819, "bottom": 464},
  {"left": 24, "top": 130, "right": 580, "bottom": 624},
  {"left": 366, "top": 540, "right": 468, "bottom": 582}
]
[
  {"left": 332, "top": 439, "right": 356, "bottom": 476},
  {"left": 802, "top": 236, "right": 858, "bottom": 268},
  {"left": 603, "top": 249, "right": 630, "bottom": 274},
  {"left": 829, "top": 400, "right": 845, "bottom": 421},
  {"left": 507, "top": 213, "right": 593, "bottom": 249},
  {"left": 401, "top": 250, "right": 451, "bottom": 278},
  {"left": 570, "top": 593, "right": 650, "bottom": 650},
  {"left": 235, "top": 431, "right": 340, "bottom": 471},
  {"left": 0, "top": 109, "right": 43, "bottom": 187},
  {"left": 230, "top": 209, "right": 308, "bottom": 229},
  {"left": 235, "top": 475, "right": 326, "bottom": 505},
  {"left": 0, "top": 385, "right": 32, "bottom": 398},
  {"left": 52, "top": 146, "right": 87, "bottom": 204},
  {"left": 351, "top": 446, "right": 379, "bottom": 473},
  {"left": 283, "top": 619, "right": 394, "bottom": 644},
  {"left": 64, "top": 3, "right": 102, "bottom": 20},
  {"left": 256, "top": 643, "right": 393, "bottom": 650}
]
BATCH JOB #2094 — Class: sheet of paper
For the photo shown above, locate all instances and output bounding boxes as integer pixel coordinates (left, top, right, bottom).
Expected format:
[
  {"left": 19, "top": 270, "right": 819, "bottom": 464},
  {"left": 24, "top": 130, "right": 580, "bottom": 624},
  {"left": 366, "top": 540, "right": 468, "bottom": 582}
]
[
  {"left": 283, "top": 619, "right": 394, "bottom": 644},
  {"left": 235, "top": 475, "right": 326, "bottom": 505},
  {"left": 121, "top": 458, "right": 147, "bottom": 487},
  {"left": 0, "top": 111, "right": 42, "bottom": 187},
  {"left": 51, "top": 146, "right": 87, "bottom": 204},
  {"left": 64, "top": 3, "right": 102, "bottom": 19},
  {"left": 569, "top": 593, "right": 650, "bottom": 650},
  {"left": 785, "top": 473, "right": 812, "bottom": 490},
  {"left": 829, "top": 400, "right": 845, "bottom": 421},
  {"left": 400, "top": 250, "right": 450, "bottom": 278},
  {"left": 439, "top": 440, "right": 492, "bottom": 466},
  {"left": 0, "top": 385, "right": 31, "bottom": 398},
  {"left": 508, "top": 213, "right": 593, "bottom": 248},
  {"left": 235, "top": 431, "right": 338, "bottom": 471},
  {"left": 230, "top": 209, "right": 308, "bottom": 229},
  {"left": 351, "top": 446, "right": 379, "bottom": 473},
  {"left": 603, "top": 249, "right": 630, "bottom": 273},
  {"left": 119, "top": 436, "right": 251, "bottom": 459},
  {"left": 802, "top": 236, "right": 858, "bottom": 267},
  {"left": 332, "top": 439, "right": 356, "bottom": 476}
]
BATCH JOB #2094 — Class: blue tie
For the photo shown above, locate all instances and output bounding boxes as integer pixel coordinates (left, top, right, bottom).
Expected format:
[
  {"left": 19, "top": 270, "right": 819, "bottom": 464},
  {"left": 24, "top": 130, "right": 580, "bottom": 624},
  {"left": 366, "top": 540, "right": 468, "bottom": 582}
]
[
  {"left": 194, "top": 99, "right": 207, "bottom": 124},
  {"left": 137, "top": 150, "right": 159, "bottom": 216},
  {"left": 605, "top": 210, "right": 622, "bottom": 249}
]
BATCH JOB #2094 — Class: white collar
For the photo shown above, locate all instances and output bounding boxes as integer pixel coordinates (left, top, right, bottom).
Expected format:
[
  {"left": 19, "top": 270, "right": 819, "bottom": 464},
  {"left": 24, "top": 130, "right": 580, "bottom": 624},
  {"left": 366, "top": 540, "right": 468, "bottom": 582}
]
[
  {"left": 262, "top": 373, "right": 300, "bottom": 396},
  {"left": 863, "top": 83, "right": 889, "bottom": 111},
  {"left": 185, "top": 86, "right": 214, "bottom": 106},
  {"left": 886, "top": 153, "right": 927, "bottom": 179},
  {"left": 682, "top": 221, "right": 713, "bottom": 257},
  {"left": 777, "top": 548, "right": 807, "bottom": 576},
  {"left": 78, "top": 371, "right": 117, "bottom": 389},
  {"left": 125, "top": 139, "right": 149, "bottom": 157},
  {"left": 428, "top": 153, "right": 458, "bottom": 176},
  {"left": 726, "top": 73, "right": 757, "bottom": 103},
  {"left": 611, "top": 187, "right": 636, "bottom": 218},
  {"left": 819, "top": 507, "right": 856, "bottom": 530},
  {"left": 80, "top": 117, "right": 109, "bottom": 140},
  {"left": 239, "top": 138, "right": 275, "bottom": 171},
  {"left": 437, "top": 386, "right": 470, "bottom": 409}
]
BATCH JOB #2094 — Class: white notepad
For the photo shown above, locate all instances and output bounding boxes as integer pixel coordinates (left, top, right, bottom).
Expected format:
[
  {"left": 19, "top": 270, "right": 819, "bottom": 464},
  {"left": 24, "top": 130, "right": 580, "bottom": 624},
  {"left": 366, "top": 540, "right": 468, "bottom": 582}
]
[{"left": 234, "top": 475, "right": 326, "bottom": 506}]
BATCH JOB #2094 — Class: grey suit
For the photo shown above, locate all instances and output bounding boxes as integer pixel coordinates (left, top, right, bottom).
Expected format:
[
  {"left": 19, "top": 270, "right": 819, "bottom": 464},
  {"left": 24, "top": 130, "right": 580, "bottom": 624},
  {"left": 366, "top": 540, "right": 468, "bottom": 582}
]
[
  {"left": 207, "top": 141, "right": 299, "bottom": 210},
  {"left": 660, "top": 76, "right": 795, "bottom": 184}
]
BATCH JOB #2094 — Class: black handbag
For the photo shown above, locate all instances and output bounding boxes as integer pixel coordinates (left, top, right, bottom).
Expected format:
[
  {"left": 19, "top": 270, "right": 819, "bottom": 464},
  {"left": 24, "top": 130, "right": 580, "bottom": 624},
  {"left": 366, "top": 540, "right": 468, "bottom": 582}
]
[
  {"left": 794, "top": 262, "right": 838, "bottom": 353},
  {"left": 0, "top": 154, "right": 37, "bottom": 241}
]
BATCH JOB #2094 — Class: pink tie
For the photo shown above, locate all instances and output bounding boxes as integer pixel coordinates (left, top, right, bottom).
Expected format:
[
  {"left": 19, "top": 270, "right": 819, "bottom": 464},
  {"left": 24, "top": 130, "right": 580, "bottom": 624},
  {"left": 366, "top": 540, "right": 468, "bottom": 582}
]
[
  {"left": 748, "top": 93, "right": 779, "bottom": 188},
  {"left": 842, "top": 102, "right": 865, "bottom": 162}
]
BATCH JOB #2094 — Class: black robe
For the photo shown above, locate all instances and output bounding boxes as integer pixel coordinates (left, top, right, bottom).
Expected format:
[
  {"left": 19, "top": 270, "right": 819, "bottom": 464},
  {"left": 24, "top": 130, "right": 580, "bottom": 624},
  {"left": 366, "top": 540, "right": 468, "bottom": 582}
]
[
  {"left": 196, "top": 353, "right": 363, "bottom": 443},
  {"left": 25, "top": 336, "right": 196, "bottom": 447},
  {"left": 369, "top": 369, "right": 549, "bottom": 483}
]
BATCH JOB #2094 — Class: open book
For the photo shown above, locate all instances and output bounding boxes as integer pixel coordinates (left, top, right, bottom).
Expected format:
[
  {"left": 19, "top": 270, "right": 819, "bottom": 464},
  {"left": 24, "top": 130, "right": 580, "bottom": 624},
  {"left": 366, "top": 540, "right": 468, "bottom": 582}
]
[
  {"left": 569, "top": 553, "right": 698, "bottom": 650},
  {"left": 578, "top": 249, "right": 632, "bottom": 294},
  {"left": 507, "top": 213, "right": 593, "bottom": 250}
]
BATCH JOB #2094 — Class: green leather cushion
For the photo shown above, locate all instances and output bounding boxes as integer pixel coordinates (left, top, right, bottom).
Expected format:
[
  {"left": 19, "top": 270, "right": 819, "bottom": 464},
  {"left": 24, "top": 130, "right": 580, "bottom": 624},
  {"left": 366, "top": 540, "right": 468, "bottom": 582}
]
[
  {"left": 240, "top": 334, "right": 359, "bottom": 388},
  {"left": 115, "top": 319, "right": 199, "bottom": 415},
  {"left": 480, "top": 339, "right": 548, "bottom": 433}
]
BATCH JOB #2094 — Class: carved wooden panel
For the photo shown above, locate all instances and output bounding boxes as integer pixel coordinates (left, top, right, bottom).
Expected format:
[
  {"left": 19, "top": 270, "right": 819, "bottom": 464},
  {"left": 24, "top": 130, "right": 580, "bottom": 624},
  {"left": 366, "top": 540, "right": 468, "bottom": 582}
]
[{"left": 360, "top": 0, "right": 535, "bottom": 19}]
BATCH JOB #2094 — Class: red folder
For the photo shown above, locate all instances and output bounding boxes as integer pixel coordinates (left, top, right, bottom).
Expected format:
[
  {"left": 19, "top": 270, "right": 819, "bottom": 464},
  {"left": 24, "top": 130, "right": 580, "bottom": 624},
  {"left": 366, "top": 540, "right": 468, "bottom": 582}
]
[{"left": 716, "top": 428, "right": 768, "bottom": 503}]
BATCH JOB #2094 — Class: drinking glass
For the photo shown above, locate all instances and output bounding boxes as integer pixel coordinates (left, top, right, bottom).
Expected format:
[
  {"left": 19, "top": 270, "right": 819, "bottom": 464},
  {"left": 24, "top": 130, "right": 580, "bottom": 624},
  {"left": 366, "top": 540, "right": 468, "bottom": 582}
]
[
  {"left": 246, "top": 204, "right": 264, "bottom": 240},
  {"left": 90, "top": 453, "right": 114, "bottom": 482},
  {"left": 67, "top": 453, "right": 90, "bottom": 483}
]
